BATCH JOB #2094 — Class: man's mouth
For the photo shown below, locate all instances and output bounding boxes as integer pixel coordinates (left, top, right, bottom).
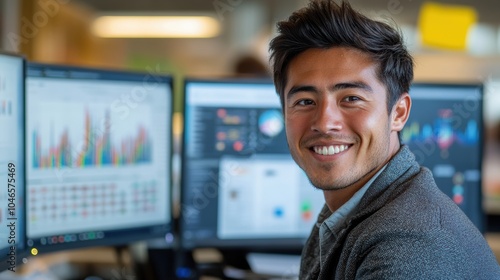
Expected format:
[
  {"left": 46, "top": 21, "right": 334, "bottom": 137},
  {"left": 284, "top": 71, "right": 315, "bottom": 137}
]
[{"left": 312, "top": 144, "right": 349, "bottom": 156}]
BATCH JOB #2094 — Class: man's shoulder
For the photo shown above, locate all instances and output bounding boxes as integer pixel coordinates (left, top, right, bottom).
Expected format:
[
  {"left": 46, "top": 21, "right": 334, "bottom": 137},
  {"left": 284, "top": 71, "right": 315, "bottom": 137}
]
[
  {"left": 357, "top": 185, "right": 443, "bottom": 235},
  {"left": 360, "top": 171, "right": 472, "bottom": 234}
]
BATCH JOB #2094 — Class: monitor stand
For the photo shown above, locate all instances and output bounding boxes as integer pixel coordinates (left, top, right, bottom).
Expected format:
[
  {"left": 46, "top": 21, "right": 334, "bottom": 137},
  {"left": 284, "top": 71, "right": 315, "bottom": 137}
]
[
  {"left": 175, "top": 249, "right": 246, "bottom": 279},
  {"left": 219, "top": 249, "right": 251, "bottom": 270}
]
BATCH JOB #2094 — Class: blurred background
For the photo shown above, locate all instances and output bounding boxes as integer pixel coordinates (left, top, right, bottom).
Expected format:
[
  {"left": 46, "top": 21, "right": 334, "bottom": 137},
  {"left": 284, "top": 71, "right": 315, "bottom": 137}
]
[
  {"left": 4, "top": 0, "right": 500, "bottom": 103},
  {"left": 7, "top": 0, "right": 498, "bottom": 213},
  {"left": 2, "top": 0, "right": 500, "bottom": 232},
  {"left": 1, "top": 0, "right": 500, "bottom": 278},
  {"left": 2, "top": 1, "right": 500, "bottom": 107}
]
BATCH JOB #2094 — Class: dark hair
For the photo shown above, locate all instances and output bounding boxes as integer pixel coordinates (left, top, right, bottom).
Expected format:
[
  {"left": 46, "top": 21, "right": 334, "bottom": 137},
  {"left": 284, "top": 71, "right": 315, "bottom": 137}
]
[{"left": 269, "top": 0, "right": 414, "bottom": 114}]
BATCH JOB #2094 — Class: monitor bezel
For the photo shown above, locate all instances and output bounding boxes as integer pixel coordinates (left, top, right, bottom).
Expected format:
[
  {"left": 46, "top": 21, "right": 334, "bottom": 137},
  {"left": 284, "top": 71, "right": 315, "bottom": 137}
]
[
  {"left": 0, "top": 51, "right": 28, "bottom": 272},
  {"left": 24, "top": 62, "right": 175, "bottom": 255}
]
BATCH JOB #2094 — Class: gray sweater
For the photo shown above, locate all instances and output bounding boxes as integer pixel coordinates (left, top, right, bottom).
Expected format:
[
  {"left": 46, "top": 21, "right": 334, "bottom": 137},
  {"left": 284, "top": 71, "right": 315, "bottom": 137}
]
[{"left": 300, "top": 145, "right": 500, "bottom": 279}]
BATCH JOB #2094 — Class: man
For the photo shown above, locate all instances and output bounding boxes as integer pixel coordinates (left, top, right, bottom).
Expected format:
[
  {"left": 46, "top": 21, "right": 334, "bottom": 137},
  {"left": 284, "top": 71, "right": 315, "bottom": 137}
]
[{"left": 269, "top": 0, "right": 500, "bottom": 279}]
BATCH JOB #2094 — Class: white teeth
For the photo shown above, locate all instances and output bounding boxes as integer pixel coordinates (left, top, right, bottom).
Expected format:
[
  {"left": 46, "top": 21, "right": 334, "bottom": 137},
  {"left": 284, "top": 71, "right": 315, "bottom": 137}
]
[
  {"left": 313, "top": 145, "right": 348, "bottom": 155},
  {"left": 328, "top": 146, "right": 334, "bottom": 154}
]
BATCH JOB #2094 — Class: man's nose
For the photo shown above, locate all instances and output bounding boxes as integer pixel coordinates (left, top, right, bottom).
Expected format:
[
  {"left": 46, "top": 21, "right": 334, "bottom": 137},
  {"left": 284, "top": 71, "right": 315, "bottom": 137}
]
[{"left": 311, "top": 100, "right": 343, "bottom": 133}]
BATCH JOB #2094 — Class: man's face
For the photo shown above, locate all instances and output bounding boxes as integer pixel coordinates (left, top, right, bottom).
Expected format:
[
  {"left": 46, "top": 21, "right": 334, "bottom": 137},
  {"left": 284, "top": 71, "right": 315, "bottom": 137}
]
[{"left": 284, "top": 47, "right": 406, "bottom": 192}]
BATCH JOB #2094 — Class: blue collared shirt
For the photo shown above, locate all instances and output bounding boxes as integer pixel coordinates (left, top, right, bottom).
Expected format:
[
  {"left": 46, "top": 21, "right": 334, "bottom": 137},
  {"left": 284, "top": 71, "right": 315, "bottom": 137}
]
[{"left": 319, "top": 165, "right": 387, "bottom": 268}]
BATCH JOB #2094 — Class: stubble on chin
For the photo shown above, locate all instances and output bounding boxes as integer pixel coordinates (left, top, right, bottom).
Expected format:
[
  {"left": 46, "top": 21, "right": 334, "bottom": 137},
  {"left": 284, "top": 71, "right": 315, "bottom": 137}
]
[{"left": 304, "top": 163, "right": 351, "bottom": 191}]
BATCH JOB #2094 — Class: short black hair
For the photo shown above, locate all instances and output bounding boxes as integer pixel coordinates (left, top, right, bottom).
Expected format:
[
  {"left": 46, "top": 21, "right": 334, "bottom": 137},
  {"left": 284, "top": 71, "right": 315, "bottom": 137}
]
[{"left": 269, "top": 0, "right": 414, "bottom": 113}]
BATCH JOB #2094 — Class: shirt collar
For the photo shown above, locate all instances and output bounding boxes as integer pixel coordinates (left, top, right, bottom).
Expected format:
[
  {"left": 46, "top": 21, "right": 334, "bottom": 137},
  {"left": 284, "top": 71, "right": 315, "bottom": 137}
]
[{"left": 318, "top": 164, "right": 387, "bottom": 267}]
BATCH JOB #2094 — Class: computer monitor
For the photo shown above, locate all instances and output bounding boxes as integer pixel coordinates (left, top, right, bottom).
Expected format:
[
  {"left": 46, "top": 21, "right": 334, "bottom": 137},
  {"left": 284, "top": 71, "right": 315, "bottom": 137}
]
[
  {"left": 180, "top": 78, "right": 325, "bottom": 252},
  {"left": 0, "top": 52, "right": 26, "bottom": 272},
  {"left": 25, "top": 63, "right": 174, "bottom": 255},
  {"left": 402, "top": 83, "right": 484, "bottom": 232}
]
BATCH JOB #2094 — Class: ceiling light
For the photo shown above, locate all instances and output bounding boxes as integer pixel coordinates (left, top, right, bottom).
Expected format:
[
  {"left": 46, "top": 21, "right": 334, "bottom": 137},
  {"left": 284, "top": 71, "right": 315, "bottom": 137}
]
[{"left": 92, "top": 15, "right": 221, "bottom": 38}]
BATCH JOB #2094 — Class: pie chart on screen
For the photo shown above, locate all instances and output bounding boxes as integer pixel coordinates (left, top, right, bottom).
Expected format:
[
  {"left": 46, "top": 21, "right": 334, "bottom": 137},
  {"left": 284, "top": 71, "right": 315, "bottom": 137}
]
[{"left": 259, "top": 110, "right": 283, "bottom": 137}]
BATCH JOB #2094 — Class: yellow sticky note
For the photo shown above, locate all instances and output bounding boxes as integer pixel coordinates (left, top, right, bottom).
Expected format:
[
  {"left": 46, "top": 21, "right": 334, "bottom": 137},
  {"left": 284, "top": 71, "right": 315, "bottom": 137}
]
[{"left": 418, "top": 2, "right": 477, "bottom": 50}]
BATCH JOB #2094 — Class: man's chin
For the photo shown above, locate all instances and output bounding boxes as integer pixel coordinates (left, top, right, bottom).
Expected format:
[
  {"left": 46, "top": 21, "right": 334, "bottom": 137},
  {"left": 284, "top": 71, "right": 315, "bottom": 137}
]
[{"left": 307, "top": 177, "right": 350, "bottom": 191}]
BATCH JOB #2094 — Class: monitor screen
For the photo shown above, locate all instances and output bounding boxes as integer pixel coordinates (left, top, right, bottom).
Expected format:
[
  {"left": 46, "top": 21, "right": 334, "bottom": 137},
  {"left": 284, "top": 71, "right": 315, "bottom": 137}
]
[
  {"left": 402, "top": 83, "right": 484, "bottom": 232},
  {"left": 0, "top": 52, "right": 26, "bottom": 272},
  {"left": 25, "top": 63, "right": 173, "bottom": 255},
  {"left": 180, "top": 79, "right": 325, "bottom": 250}
]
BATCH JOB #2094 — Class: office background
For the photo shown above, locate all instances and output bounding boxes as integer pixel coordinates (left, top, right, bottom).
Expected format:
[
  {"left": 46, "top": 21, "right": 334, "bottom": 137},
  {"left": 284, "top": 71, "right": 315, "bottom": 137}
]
[{"left": 1, "top": 0, "right": 500, "bottom": 279}]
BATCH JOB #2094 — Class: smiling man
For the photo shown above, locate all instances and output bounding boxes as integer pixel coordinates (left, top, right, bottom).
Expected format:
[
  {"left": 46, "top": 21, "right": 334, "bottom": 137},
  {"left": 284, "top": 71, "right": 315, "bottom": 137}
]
[{"left": 269, "top": 1, "right": 500, "bottom": 279}]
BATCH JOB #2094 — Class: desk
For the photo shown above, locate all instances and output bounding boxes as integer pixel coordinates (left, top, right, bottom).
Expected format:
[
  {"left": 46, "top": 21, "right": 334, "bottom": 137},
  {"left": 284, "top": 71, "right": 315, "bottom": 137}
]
[{"left": 2, "top": 235, "right": 500, "bottom": 280}]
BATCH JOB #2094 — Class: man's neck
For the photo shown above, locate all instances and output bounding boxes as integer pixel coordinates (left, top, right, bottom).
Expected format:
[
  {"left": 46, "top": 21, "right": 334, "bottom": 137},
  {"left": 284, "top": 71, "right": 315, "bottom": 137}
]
[{"left": 323, "top": 186, "right": 360, "bottom": 213}]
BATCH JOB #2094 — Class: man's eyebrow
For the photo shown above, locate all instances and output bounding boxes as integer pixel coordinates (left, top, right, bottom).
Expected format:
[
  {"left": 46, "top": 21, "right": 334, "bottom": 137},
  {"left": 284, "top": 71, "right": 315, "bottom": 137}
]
[
  {"left": 286, "top": 85, "right": 318, "bottom": 100},
  {"left": 286, "top": 81, "right": 373, "bottom": 101},
  {"left": 330, "top": 82, "right": 373, "bottom": 92}
]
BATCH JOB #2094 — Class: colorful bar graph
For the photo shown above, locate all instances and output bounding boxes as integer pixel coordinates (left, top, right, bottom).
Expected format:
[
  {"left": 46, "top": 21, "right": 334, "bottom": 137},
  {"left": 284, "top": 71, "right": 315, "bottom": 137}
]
[
  {"left": 32, "top": 109, "right": 152, "bottom": 168},
  {"left": 402, "top": 112, "right": 479, "bottom": 148}
]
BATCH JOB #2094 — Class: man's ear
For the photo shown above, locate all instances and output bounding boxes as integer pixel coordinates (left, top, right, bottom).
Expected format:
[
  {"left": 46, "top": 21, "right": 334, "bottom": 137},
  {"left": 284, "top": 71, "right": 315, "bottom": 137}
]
[{"left": 391, "top": 93, "right": 411, "bottom": 132}]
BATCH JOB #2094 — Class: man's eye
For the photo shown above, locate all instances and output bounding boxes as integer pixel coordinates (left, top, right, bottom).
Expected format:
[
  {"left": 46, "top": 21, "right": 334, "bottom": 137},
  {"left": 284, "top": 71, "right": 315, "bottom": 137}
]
[
  {"left": 344, "top": 96, "right": 361, "bottom": 102},
  {"left": 297, "top": 99, "right": 314, "bottom": 106}
]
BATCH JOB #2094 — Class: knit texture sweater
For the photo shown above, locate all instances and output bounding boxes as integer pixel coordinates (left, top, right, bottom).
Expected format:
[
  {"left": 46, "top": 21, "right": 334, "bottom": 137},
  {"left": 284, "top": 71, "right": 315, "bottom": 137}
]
[{"left": 299, "top": 145, "right": 500, "bottom": 279}]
